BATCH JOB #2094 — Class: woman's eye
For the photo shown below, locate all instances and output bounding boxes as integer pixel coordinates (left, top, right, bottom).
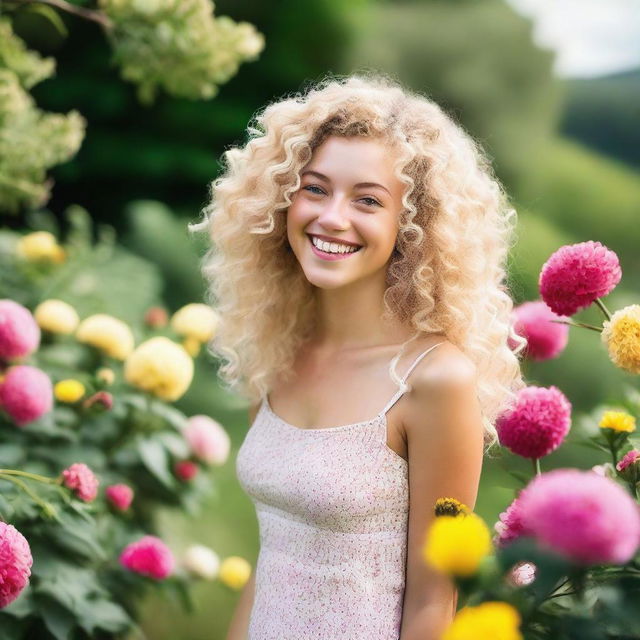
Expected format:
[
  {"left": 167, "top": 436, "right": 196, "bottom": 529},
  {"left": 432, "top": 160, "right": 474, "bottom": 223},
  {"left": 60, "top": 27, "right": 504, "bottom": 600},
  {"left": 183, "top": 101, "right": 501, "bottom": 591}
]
[
  {"left": 360, "top": 197, "right": 381, "bottom": 207},
  {"left": 303, "top": 185, "right": 324, "bottom": 195},
  {"left": 302, "top": 186, "right": 380, "bottom": 207}
]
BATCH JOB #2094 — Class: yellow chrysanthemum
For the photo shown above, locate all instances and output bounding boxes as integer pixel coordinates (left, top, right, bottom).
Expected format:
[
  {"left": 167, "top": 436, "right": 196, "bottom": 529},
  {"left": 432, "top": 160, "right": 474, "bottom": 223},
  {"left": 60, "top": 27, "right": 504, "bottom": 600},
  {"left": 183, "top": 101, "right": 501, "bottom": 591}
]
[
  {"left": 124, "top": 336, "right": 193, "bottom": 401},
  {"left": 34, "top": 299, "right": 79, "bottom": 335},
  {"left": 601, "top": 305, "right": 640, "bottom": 374},
  {"left": 76, "top": 314, "right": 135, "bottom": 360},
  {"left": 170, "top": 303, "right": 218, "bottom": 343},
  {"left": 423, "top": 513, "right": 492, "bottom": 577},
  {"left": 16, "top": 231, "right": 65, "bottom": 263},
  {"left": 599, "top": 410, "right": 636, "bottom": 433},
  {"left": 54, "top": 379, "right": 86, "bottom": 403},
  {"left": 442, "top": 601, "right": 523, "bottom": 640},
  {"left": 182, "top": 336, "right": 201, "bottom": 358},
  {"left": 96, "top": 367, "right": 115, "bottom": 386},
  {"left": 218, "top": 556, "right": 252, "bottom": 590},
  {"left": 435, "top": 497, "right": 470, "bottom": 517}
]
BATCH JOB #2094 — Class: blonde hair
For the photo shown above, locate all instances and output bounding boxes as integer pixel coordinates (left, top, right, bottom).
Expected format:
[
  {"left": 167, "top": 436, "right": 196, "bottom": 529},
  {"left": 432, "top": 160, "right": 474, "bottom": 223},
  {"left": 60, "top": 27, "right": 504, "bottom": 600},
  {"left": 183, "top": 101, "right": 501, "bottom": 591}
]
[{"left": 189, "top": 71, "right": 526, "bottom": 456}]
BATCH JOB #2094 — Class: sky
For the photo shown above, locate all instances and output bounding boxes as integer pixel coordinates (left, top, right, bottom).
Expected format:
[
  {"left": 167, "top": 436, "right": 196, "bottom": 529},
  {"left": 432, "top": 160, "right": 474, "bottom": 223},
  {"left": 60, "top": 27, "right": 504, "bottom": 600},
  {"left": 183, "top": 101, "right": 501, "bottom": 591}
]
[{"left": 505, "top": 0, "right": 640, "bottom": 78}]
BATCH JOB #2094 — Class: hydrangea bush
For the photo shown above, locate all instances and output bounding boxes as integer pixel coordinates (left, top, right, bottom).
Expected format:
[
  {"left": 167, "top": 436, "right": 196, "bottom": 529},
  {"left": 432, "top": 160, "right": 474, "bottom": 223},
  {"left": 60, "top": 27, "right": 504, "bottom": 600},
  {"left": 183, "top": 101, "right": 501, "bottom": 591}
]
[
  {"left": 0, "top": 227, "right": 250, "bottom": 639},
  {"left": 421, "top": 241, "right": 640, "bottom": 640}
]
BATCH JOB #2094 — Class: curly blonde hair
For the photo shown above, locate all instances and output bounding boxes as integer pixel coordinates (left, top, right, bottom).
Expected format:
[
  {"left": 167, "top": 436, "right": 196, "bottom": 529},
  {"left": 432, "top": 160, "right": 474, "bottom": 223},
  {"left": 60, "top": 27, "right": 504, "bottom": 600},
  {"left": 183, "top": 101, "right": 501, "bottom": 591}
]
[{"left": 189, "top": 71, "right": 526, "bottom": 457}]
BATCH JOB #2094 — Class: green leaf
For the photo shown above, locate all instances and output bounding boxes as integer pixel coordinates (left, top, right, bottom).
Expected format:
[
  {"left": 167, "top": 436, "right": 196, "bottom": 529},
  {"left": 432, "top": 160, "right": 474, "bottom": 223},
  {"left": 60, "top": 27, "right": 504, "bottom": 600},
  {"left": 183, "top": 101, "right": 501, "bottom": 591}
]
[
  {"left": 148, "top": 400, "right": 188, "bottom": 432},
  {"left": 23, "top": 4, "right": 69, "bottom": 38},
  {"left": 136, "top": 436, "right": 176, "bottom": 489},
  {"left": 48, "top": 511, "right": 107, "bottom": 562},
  {"left": 37, "top": 594, "right": 76, "bottom": 640},
  {"left": 1, "top": 587, "right": 36, "bottom": 618},
  {"left": 77, "top": 597, "right": 132, "bottom": 635}
]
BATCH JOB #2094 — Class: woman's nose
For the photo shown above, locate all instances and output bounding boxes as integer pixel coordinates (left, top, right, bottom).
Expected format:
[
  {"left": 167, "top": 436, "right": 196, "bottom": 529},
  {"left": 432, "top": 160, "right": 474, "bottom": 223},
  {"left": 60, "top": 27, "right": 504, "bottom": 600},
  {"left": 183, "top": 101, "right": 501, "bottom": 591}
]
[{"left": 316, "top": 195, "right": 350, "bottom": 228}]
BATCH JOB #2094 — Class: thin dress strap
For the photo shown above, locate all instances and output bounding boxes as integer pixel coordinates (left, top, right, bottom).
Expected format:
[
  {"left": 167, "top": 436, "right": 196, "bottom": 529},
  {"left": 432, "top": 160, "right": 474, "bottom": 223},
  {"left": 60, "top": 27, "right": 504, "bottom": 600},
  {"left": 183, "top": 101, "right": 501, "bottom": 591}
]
[{"left": 381, "top": 341, "right": 445, "bottom": 415}]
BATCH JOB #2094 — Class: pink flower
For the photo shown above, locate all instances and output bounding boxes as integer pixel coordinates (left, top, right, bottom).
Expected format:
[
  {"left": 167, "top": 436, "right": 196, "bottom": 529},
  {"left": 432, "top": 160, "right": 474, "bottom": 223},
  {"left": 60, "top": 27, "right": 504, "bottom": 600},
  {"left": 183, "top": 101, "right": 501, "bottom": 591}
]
[
  {"left": 617, "top": 449, "right": 640, "bottom": 473},
  {"left": 493, "top": 487, "right": 535, "bottom": 548},
  {"left": 174, "top": 460, "right": 199, "bottom": 481},
  {"left": 507, "top": 561, "right": 537, "bottom": 587},
  {"left": 519, "top": 468, "right": 640, "bottom": 565},
  {"left": 496, "top": 386, "right": 572, "bottom": 459},
  {"left": 0, "top": 300, "right": 41, "bottom": 361},
  {"left": 184, "top": 415, "right": 230, "bottom": 465},
  {"left": 0, "top": 522, "right": 33, "bottom": 608},
  {"left": 0, "top": 365, "right": 53, "bottom": 426},
  {"left": 119, "top": 535, "right": 175, "bottom": 579},
  {"left": 61, "top": 462, "right": 99, "bottom": 502},
  {"left": 105, "top": 483, "right": 134, "bottom": 511},
  {"left": 539, "top": 241, "right": 621, "bottom": 316},
  {"left": 511, "top": 300, "right": 569, "bottom": 361}
]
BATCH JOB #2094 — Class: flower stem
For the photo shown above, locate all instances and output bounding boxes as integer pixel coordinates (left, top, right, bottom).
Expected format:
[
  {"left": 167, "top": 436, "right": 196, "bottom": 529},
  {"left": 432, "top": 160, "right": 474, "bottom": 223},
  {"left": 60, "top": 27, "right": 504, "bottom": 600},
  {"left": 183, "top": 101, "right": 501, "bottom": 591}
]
[
  {"left": 0, "top": 469, "right": 59, "bottom": 484},
  {"left": 549, "top": 319, "right": 602, "bottom": 332},
  {"left": 0, "top": 473, "right": 57, "bottom": 517},
  {"left": 594, "top": 298, "right": 612, "bottom": 322},
  {"left": 532, "top": 458, "right": 542, "bottom": 476},
  {"left": 9, "top": 0, "right": 113, "bottom": 29}
]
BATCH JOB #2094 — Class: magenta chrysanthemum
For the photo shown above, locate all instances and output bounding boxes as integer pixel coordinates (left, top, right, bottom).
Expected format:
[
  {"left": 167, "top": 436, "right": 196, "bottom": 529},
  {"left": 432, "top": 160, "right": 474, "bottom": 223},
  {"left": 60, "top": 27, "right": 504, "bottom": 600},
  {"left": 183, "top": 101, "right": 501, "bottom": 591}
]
[
  {"left": 105, "top": 483, "right": 134, "bottom": 511},
  {"left": 0, "top": 522, "right": 33, "bottom": 608},
  {"left": 184, "top": 415, "right": 230, "bottom": 465},
  {"left": 496, "top": 386, "right": 572, "bottom": 459},
  {"left": 61, "top": 462, "right": 99, "bottom": 502},
  {"left": 519, "top": 468, "right": 640, "bottom": 565},
  {"left": 0, "top": 365, "right": 53, "bottom": 426},
  {"left": 511, "top": 300, "right": 569, "bottom": 361},
  {"left": 174, "top": 460, "right": 198, "bottom": 481},
  {"left": 493, "top": 486, "right": 535, "bottom": 548},
  {"left": 539, "top": 241, "right": 621, "bottom": 316},
  {"left": 119, "top": 535, "right": 175, "bottom": 579},
  {"left": 617, "top": 449, "right": 640, "bottom": 473},
  {"left": 0, "top": 300, "right": 41, "bottom": 361}
]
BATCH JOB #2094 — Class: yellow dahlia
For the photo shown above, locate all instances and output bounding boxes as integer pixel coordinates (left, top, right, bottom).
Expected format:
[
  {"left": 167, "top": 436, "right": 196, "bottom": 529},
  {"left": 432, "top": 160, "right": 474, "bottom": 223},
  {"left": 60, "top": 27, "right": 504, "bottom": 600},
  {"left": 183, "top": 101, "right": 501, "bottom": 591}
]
[
  {"left": 218, "top": 556, "right": 251, "bottom": 590},
  {"left": 170, "top": 303, "right": 218, "bottom": 343},
  {"left": 599, "top": 410, "right": 636, "bottom": 433},
  {"left": 76, "top": 314, "right": 135, "bottom": 360},
  {"left": 16, "top": 231, "right": 65, "bottom": 263},
  {"left": 124, "top": 336, "right": 193, "bottom": 401},
  {"left": 423, "top": 512, "right": 492, "bottom": 577},
  {"left": 54, "top": 379, "right": 86, "bottom": 403},
  {"left": 442, "top": 601, "right": 523, "bottom": 640},
  {"left": 34, "top": 299, "right": 79, "bottom": 335},
  {"left": 601, "top": 305, "right": 640, "bottom": 374}
]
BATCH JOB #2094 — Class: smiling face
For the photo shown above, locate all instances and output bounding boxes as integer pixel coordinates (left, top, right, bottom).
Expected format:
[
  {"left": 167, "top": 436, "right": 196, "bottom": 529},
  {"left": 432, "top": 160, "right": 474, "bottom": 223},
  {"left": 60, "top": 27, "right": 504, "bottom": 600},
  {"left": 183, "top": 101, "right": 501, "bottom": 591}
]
[{"left": 286, "top": 135, "right": 406, "bottom": 290}]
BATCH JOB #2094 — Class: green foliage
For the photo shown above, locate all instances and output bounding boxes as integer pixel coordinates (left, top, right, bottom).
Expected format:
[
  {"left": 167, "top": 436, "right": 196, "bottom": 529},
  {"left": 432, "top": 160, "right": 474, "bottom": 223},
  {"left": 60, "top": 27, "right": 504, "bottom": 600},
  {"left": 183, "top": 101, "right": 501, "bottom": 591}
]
[
  {"left": 0, "top": 19, "right": 86, "bottom": 214},
  {"left": 98, "top": 0, "right": 264, "bottom": 105}
]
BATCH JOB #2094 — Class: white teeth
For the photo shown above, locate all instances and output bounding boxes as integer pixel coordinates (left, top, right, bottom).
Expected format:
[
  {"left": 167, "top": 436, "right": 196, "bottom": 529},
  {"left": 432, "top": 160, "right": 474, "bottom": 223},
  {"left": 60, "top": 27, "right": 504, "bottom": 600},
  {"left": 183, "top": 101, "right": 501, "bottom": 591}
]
[{"left": 310, "top": 236, "right": 360, "bottom": 254}]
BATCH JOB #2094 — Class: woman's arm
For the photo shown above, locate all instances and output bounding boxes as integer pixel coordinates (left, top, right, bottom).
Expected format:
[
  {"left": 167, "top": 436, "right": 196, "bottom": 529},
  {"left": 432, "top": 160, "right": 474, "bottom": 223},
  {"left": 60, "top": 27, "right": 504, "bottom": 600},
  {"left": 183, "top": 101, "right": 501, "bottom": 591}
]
[
  {"left": 226, "top": 401, "right": 261, "bottom": 640},
  {"left": 399, "top": 345, "right": 485, "bottom": 640},
  {"left": 225, "top": 569, "right": 256, "bottom": 640}
]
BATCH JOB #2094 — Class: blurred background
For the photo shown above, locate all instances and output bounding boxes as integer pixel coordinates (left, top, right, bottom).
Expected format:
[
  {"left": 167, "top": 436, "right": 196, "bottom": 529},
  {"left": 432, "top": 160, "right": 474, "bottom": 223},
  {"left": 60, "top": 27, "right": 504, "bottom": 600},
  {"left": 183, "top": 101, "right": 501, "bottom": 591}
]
[{"left": 3, "top": 0, "right": 640, "bottom": 637}]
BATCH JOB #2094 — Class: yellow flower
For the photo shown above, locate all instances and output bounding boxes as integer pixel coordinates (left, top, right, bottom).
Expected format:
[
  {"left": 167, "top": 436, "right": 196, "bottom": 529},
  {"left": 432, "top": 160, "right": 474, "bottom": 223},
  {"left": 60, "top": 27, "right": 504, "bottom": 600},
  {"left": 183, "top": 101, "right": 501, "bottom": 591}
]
[
  {"left": 435, "top": 497, "right": 470, "bottom": 517},
  {"left": 423, "top": 512, "right": 492, "bottom": 577},
  {"left": 34, "top": 299, "right": 79, "bottom": 335},
  {"left": 218, "top": 556, "right": 251, "bottom": 590},
  {"left": 442, "top": 601, "right": 523, "bottom": 640},
  {"left": 182, "top": 336, "right": 201, "bottom": 358},
  {"left": 16, "top": 231, "right": 65, "bottom": 263},
  {"left": 599, "top": 410, "right": 636, "bottom": 433},
  {"left": 601, "top": 305, "right": 640, "bottom": 374},
  {"left": 76, "top": 314, "right": 135, "bottom": 360},
  {"left": 124, "top": 336, "right": 193, "bottom": 401},
  {"left": 54, "top": 379, "right": 86, "bottom": 403},
  {"left": 96, "top": 367, "right": 115, "bottom": 385},
  {"left": 170, "top": 303, "right": 218, "bottom": 343}
]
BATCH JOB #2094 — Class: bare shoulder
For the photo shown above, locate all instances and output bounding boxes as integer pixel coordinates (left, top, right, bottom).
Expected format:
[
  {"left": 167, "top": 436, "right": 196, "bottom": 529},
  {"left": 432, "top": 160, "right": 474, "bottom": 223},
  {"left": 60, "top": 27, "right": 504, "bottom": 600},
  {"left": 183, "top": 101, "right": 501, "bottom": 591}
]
[{"left": 411, "top": 339, "right": 477, "bottom": 392}]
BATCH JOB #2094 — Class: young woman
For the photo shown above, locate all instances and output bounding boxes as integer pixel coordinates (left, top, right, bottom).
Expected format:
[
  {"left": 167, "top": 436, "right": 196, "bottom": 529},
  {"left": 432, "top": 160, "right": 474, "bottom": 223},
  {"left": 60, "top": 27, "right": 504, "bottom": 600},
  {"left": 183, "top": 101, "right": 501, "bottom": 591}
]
[{"left": 190, "top": 72, "right": 525, "bottom": 640}]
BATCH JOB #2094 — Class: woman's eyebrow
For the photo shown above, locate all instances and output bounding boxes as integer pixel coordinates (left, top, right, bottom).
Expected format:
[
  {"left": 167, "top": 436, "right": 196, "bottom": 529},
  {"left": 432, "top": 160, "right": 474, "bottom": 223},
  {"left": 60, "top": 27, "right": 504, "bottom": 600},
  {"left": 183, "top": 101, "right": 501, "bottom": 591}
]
[{"left": 301, "top": 170, "right": 391, "bottom": 196}]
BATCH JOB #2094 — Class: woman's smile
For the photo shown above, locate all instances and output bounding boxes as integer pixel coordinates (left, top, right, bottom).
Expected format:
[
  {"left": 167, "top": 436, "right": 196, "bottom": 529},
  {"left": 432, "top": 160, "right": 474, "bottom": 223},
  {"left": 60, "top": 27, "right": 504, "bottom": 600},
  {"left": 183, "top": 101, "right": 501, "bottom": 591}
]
[{"left": 307, "top": 234, "right": 364, "bottom": 261}]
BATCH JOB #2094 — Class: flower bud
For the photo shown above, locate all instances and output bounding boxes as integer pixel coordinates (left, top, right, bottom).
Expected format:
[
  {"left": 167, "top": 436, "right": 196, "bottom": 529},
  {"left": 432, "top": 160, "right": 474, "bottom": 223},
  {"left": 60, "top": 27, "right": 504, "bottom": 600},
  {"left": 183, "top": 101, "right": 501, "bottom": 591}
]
[{"left": 183, "top": 544, "right": 220, "bottom": 580}]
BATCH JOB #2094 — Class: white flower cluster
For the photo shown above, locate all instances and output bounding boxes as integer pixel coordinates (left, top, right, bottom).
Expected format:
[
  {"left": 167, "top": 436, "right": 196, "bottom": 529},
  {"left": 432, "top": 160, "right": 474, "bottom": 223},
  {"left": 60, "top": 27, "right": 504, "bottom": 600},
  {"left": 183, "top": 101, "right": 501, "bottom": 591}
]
[
  {"left": 97, "top": 0, "right": 265, "bottom": 104},
  {"left": 0, "top": 19, "right": 86, "bottom": 214}
]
